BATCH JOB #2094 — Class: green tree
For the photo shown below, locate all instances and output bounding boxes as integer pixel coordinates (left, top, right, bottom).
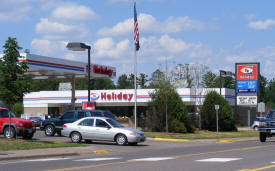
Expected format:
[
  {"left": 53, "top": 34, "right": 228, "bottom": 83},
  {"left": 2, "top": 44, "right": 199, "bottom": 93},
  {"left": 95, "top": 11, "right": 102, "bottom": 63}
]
[
  {"left": 138, "top": 73, "right": 149, "bottom": 88},
  {"left": 12, "top": 102, "right": 23, "bottom": 117},
  {"left": 149, "top": 69, "right": 165, "bottom": 88},
  {"left": 30, "top": 80, "right": 60, "bottom": 91},
  {"left": 202, "top": 71, "right": 216, "bottom": 88},
  {"left": 146, "top": 82, "right": 195, "bottom": 133},
  {"left": 265, "top": 78, "right": 275, "bottom": 108},
  {"left": 91, "top": 78, "right": 115, "bottom": 90},
  {"left": 117, "top": 74, "right": 131, "bottom": 89},
  {"left": 201, "top": 91, "right": 236, "bottom": 131},
  {"left": 0, "top": 37, "right": 31, "bottom": 109},
  {"left": 259, "top": 75, "right": 268, "bottom": 102}
]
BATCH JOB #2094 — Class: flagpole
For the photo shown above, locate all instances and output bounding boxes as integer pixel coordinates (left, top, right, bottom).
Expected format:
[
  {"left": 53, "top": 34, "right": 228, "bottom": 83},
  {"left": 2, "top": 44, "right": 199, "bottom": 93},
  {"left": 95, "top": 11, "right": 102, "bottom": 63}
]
[{"left": 134, "top": 49, "right": 137, "bottom": 129}]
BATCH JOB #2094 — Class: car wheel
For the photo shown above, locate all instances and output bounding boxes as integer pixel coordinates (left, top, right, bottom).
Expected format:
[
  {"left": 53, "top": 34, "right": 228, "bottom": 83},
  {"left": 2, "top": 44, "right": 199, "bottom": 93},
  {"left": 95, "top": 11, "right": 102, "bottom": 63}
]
[
  {"left": 71, "top": 132, "right": 82, "bottom": 143},
  {"left": 115, "top": 134, "right": 127, "bottom": 146},
  {"left": 23, "top": 134, "right": 34, "bottom": 140},
  {"left": 253, "top": 126, "right": 259, "bottom": 131},
  {"left": 45, "top": 125, "right": 55, "bottom": 136},
  {"left": 4, "top": 127, "right": 15, "bottom": 139},
  {"left": 259, "top": 132, "right": 267, "bottom": 142}
]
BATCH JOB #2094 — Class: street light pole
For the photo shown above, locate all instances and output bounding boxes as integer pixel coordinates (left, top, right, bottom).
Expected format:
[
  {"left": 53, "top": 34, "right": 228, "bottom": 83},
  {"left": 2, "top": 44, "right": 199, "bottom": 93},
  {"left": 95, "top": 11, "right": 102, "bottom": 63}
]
[
  {"left": 87, "top": 47, "right": 91, "bottom": 102},
  {"left": 219, "top": 71, "right": 222, "bottom": 95},
  {"left": 66, "top": 42, "right": 91, "bottom": 102}
]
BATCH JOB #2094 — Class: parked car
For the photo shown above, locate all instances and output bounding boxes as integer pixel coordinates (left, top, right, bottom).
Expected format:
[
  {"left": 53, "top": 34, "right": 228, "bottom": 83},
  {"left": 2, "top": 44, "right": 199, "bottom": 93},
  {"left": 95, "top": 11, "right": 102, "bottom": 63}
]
[
  {"left": 0, "top": 107, "right": 36, "bottom": 139},
  {"left": 41, "top": 110, "right": 116, "bottom": 136},
  {"left": 61, "top": 117, "right": 146, "bottom": 145},
  {"left": 29, "top": 116, "right": 42, "bottom": 127}
]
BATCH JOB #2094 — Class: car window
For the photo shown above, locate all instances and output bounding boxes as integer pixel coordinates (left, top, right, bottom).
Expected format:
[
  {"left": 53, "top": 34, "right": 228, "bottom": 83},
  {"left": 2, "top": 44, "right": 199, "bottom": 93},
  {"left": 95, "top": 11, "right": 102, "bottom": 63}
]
[
  {"left": 106, "top": 119, "right": 124, "bottom": 128},
  {"left": 91, "top": 111, "right": 103, "bottom": 117},
  {"left": 267, "top": 111, "right": 275, "bottom": 119},
  {"left": 86, "top": 111, "right": 91, "bottom": 117},
  {"left": 77, "top": 111, "right": 85, "bottom": 119},
  {"left": 95, "top": 119, "right": 109, "bottom": 128},
  {"left": 0, "top": 110, "right": 15, "bottom": 118},
  {"left": 79, "top": 119, "right": 94, "bottom": 126},
  {"left": 103, "top": 112, "right": 112, "bottom": 118},
  {"left": 62, "top": 112, "right": 75, "bottom": 119}
]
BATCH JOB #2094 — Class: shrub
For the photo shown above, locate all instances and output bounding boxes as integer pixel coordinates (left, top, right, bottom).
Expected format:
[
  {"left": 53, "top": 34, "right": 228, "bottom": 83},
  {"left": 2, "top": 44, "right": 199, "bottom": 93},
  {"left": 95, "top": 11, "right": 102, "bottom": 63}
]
[
  {"left": 201, "top": 91, "right": 237, "bottom": 131},
  {"left": 146, "top": 82, "right": 195, "bottom": 133}
]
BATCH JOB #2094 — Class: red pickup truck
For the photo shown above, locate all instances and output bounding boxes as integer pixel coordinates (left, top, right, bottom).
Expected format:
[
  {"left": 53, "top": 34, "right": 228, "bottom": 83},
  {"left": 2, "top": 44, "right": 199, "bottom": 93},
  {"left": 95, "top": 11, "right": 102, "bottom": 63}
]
[{"left": 0, "top": 107, "right": 36, "bottom": 139}]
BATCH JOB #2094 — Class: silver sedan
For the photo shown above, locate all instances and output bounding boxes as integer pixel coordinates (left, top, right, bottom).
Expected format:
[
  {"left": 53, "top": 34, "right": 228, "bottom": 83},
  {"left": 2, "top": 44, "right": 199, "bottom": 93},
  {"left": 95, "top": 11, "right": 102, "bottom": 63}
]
[{"left": 61, "top": 117, "right": 146, "bottom": 145}]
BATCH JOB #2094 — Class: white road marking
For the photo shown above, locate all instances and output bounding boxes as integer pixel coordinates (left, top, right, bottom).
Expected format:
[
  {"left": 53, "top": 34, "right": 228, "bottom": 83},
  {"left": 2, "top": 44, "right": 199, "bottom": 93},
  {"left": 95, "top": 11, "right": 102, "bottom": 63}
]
[
  {"left": 73, "top": 158, "right": 121, "bottom": 162},
  {"left": 196, "top": 158, "right": 242, "bottom": 162},
  {"left": 26, "top": 157, "right": 71, "bottom": 162},
  {"left": 130, "top": 157, "right": 174, "bottom": 161},
  {"left": 271, "top": 161, "right": 275, "bottom": 164}
]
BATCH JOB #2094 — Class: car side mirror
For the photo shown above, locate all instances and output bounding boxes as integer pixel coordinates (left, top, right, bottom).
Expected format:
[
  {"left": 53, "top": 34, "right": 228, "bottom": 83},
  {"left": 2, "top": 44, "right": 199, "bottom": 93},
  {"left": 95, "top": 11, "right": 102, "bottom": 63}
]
[{"left": 107, "top": 125, "right": 111, "bottom": 129}]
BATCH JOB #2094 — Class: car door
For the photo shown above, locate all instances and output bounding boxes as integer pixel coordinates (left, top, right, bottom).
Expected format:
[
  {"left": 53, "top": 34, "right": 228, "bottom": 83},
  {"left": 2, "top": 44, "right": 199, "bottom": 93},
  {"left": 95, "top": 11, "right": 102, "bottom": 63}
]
[
  {"left": 61, "top": 111, "right": 76, "bottom": 125},
  {"left": 94, "top": 119, "right": 112, "bottom": 141},
  {"left": 77, "top": 118, "right": 96, "bottom": 139}
]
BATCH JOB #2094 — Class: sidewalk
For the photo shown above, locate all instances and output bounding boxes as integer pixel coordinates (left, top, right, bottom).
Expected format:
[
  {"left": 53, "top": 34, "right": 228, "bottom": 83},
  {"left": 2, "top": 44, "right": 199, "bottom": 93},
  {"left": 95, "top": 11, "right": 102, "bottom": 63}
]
[{"left": 0, "top": 146, "right": 98, "bottom": 161}]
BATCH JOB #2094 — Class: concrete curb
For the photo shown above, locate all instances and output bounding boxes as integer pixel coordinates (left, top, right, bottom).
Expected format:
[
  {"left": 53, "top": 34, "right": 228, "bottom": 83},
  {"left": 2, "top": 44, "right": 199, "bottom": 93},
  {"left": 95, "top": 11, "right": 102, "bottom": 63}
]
[
  {"left": 0, "top": 152, "right": 80, "bottom": 161},
  {"left": 148, "top": 137, "right": 258, "bottom": 143}
]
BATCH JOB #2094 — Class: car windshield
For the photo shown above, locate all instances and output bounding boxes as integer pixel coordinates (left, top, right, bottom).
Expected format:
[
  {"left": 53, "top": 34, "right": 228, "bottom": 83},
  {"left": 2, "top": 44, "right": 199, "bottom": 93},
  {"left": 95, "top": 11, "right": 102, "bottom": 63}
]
[
  {"left": 29, "top": 117, "right": 41, "bottom": 121},
  {"left": 0, "top": 110, "right": 15, "bottom": 118},
  {"left": 106, "top": 119, "right": 124, "bottom": 128}
]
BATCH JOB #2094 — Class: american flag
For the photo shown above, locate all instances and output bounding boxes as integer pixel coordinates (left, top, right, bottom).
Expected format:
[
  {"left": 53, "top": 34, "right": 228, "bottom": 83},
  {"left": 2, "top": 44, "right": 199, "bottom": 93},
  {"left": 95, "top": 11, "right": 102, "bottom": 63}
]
[{"left": 134, "top": 2, "right": 140, "bottom": 51}]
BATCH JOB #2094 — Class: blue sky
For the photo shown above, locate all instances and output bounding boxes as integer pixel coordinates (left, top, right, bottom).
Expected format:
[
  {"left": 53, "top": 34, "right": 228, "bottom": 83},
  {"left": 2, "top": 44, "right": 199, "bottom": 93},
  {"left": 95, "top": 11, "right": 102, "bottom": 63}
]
[{"left": 1, "top": 0, "right": 275, "bottom": 80}]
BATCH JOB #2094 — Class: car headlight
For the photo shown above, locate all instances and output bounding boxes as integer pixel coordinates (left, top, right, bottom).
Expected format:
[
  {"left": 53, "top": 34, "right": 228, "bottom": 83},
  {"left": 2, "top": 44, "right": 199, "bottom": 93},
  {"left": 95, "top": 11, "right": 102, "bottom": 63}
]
[
  {"left": 259, "top": 122, "right": 266, "bottom": 128},
  {"left": 129, "top": 132, "right": 136, "bottom": 136}
]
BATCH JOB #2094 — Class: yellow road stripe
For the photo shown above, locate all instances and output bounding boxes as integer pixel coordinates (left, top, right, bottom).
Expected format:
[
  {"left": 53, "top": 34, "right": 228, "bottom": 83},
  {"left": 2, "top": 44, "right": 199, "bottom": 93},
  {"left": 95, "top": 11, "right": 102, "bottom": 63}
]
[
  {"left": 154, "top": 138, "right": 189, "bottom": 142},
  {"left": 216, "top": 140, "right": 236, "bottom": 143},
  {"left": 46, "top": 144, "right": 275, "bottom": 171},
  {"left": 239, "top": 164, "right": 275, "bottom": 171},
  {"left": 93, "top": 150, "right": 109, "bottom": 154}
]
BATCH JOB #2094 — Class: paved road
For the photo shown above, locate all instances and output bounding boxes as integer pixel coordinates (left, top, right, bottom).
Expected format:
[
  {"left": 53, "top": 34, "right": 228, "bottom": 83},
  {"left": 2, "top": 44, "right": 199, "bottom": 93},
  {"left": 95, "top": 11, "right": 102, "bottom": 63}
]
[{"left": 1, "top": 132, "right": 275, "bottom": 171}]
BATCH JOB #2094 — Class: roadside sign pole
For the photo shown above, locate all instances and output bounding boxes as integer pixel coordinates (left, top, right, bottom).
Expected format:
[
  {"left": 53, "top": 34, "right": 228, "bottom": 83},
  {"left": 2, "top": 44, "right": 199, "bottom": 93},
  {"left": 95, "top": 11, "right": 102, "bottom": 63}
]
[
  {"left": 248, "top": 108, "right": 251, "bottom": 127},
  {"left": 215, "top": 105, "right": 219, "bottom": 136},
  {"left": 9, "top": 111, "right": 11, "bottom": 138}
]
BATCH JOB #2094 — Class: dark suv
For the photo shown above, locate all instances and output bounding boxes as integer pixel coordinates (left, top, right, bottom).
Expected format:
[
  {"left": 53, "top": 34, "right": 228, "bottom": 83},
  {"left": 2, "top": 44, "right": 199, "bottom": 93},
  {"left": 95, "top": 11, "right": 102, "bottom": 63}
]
[
  {"left": 41, "top": 110, "right": 116, "bottom": 136},
  {"left": 258, "top": 110, "right": 275, "bottom": 142}
]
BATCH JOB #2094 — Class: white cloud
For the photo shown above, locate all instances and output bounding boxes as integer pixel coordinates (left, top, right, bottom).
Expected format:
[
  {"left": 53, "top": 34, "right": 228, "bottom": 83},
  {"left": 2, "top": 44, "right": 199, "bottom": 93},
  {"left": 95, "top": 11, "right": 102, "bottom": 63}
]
[
  {"left": 234, "top": 41, "right": 245, "bottom": 50},
  {"left": 35, "top": 18, "right": 88, "bottom": 40},
  {"left": 224, "top": 46, "right": 275, "bottom": 79},
  {"left": 245, "top": 14, "right": 256, "bottom": 21},
  {"left": 51, "top": 4, "right": 98, "bottom": 23},
  {"left": 0, "top": 0, "right": 33, "bottom": 22},
  {"left": 248, "top": 19, "right": 275, "bottom": 30},
  {"left": 31, "top": 39, "right": 67, "bottom": 56},
  {"left": 94, "top": 38, "right": 130, "bottom": 58},
  {"left": 139, "top": 35, "right": 211, "bottom": 61},
  {"left": 97, "top": 13, "right": 204, "bottom": 36}
]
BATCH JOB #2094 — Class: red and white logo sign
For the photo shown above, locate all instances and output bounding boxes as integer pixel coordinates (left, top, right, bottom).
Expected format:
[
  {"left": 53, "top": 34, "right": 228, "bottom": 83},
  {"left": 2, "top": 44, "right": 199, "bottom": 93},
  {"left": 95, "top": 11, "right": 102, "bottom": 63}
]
[
  {"left": 90, "top": 93, "right": 99, "bottom": 101},
  {"left": 82, "top": 102, "right": 96, "bottom": 110},
  {"left": 90, "top": 92, "right": 133, "bottom": 102},
  {"left": 237, "top": 64, "right": 258, "bottom": 80}
]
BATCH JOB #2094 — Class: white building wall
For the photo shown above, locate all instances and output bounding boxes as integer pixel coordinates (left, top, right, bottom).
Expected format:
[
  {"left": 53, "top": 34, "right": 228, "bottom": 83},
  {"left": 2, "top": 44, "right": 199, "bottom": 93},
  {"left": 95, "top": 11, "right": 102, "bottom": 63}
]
[{"left": 24, "top": 88, "right": 235, "bottom": 108}]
